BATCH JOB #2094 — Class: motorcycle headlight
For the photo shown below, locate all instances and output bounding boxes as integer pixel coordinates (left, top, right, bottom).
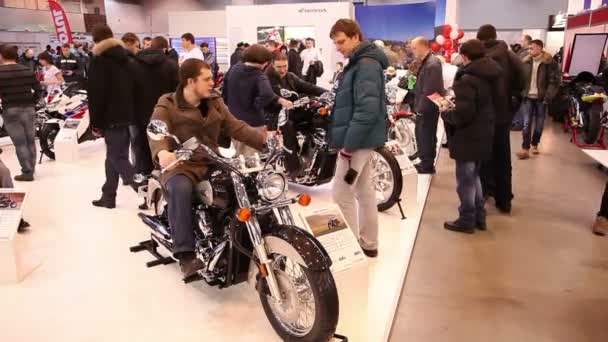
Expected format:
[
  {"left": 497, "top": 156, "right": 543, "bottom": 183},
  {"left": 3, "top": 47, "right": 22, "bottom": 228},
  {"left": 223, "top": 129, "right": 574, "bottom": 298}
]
[{"left": 257, "top": 171, "right": 287, "bottom": 202}]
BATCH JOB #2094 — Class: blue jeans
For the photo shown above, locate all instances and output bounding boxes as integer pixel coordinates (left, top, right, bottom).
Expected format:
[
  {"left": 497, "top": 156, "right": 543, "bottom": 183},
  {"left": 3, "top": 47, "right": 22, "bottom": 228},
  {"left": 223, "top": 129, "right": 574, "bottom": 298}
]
[
  {"left": 522, "top": 98, "right": 546, "bottom": 149},
  {"left": 455, "top": 160, "right": 485, "bottom": 226},
  {"left": 166, "top": 175, "right": 195, "bottom": 256},
  {"left": 2, "top": 106, "right": 36, "bottom": 176}
]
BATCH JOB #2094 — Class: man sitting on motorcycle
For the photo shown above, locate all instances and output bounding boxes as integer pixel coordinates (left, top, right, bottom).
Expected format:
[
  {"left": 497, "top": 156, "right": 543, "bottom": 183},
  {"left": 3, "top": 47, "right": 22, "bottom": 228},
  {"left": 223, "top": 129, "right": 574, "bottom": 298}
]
[
  {"left": 266, "top": 53, "right": 328, "bottom": 177},
  {"left": 149, "top": 59, "right": 267, "bottom": 279}
]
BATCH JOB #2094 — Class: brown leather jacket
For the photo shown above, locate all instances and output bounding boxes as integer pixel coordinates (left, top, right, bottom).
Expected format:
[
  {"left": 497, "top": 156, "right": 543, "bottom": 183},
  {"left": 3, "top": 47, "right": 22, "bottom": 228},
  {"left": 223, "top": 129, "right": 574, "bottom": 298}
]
[{"left": 149, "top": 85, "right": 266, "bottom": 186}]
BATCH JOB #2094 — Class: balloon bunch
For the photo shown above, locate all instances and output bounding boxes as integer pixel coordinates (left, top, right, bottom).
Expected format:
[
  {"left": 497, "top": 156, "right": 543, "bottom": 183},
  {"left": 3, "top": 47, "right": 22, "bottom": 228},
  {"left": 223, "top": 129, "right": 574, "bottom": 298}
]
[{"left": 431, "top": 24, "right": 464, "bottom": 63}]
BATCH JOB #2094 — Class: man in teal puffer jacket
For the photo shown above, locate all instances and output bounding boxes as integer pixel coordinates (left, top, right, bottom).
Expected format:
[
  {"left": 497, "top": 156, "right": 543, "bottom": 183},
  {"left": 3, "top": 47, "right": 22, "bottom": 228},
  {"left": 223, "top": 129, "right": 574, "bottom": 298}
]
[{"left": 329, "top": 19, "right": 389, "bottom": 258}]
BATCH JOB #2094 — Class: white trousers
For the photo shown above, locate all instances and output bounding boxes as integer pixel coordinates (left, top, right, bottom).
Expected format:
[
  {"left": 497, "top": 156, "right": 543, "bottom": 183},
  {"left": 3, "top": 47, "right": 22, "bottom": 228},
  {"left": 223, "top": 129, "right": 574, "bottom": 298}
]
[{"left": 332, "top": 149, "right": 379, "bottom": 250}]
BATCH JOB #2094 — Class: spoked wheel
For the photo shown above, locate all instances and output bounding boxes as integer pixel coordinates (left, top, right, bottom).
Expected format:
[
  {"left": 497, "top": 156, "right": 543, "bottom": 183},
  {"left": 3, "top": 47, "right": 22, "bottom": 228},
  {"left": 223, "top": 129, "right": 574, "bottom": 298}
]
[
  {"left": 39, "top": 124, "right": 59, "bottom": 160},
  {"left": 372, "top": 147, "right": 403, "bottom": 212},
  {"left": 259, "top": 249, "right": 338, "bottom": 342},
  {"left": 390, "top": 116, "right": 417, "bottom": 159}
]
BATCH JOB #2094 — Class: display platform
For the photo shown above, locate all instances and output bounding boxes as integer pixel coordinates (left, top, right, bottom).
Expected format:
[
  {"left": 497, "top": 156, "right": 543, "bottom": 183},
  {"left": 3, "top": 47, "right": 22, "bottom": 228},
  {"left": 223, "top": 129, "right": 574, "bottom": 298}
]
[
  {"left": 0, "top": 123, "right": 443, "bottom": 341},
  {"left": 581, "top": 148, "right": 608, "bottom": 167}
]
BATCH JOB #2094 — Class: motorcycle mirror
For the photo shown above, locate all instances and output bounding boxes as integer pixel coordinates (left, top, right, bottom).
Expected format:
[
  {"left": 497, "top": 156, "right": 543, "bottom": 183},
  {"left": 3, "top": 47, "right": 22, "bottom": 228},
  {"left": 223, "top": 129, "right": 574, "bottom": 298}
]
[
  {"left": 147, "top": 120, "right": 170, "bottom": 141},
  {"left": 280, "top": 89, "right": 298, "bottom": 98}
]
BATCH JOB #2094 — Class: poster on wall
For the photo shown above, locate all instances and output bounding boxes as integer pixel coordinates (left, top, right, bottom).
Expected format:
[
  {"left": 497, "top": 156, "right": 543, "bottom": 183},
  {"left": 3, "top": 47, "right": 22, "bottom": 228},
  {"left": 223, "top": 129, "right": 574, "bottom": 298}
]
[
  {"left": 169, "top": 37, "right": 217, "bottom": 58},
  {"left": 257, "top": 26, "right": 285, "bottom": 43},
  {"left": 257, "top": 26, "right": 316, "bottom": 44}
]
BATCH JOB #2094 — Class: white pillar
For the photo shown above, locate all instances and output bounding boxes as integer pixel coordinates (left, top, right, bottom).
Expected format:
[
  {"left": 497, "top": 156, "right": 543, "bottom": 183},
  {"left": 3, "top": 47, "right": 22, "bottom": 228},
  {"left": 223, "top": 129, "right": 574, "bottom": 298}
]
[{"left": 445, "top": 0, "right": 459, "bottom": 25}]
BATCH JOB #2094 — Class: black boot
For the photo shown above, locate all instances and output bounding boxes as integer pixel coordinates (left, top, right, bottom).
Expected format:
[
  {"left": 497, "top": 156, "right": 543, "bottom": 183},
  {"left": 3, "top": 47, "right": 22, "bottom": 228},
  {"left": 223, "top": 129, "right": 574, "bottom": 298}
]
[
  {"left": 18, "top": 219, "right": 30, "bottom": 233},
  {"left": 444, "top": 220, "right": 475, "bottom": 234},
  {"left": 92, "top": 197, "right": 116, "bottom": 209},
  {"left": 177, "top": 252, "right": 205, "bottom": 280}
]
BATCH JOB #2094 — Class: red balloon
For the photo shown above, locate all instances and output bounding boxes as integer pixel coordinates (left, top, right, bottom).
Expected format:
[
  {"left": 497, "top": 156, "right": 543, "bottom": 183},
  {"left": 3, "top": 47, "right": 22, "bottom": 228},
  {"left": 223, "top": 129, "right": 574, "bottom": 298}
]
[
  {"left": 444, "top": 40, "right": 453, "bottom": 50},
  {"left": 443, "top": 25, "right": 452, "bottom": 37},
  {"left": 431, "top": 42, "right": 441, "bottom": 52},
  {"left": 457, "top": 29, "right": 464, "bottom": 40}
]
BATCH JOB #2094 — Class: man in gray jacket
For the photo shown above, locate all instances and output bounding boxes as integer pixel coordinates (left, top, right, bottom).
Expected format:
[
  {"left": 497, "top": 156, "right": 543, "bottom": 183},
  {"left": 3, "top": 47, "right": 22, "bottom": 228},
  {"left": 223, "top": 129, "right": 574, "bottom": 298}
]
[{"left": 412, "top": 37, "right": 444, "bottom": 174}]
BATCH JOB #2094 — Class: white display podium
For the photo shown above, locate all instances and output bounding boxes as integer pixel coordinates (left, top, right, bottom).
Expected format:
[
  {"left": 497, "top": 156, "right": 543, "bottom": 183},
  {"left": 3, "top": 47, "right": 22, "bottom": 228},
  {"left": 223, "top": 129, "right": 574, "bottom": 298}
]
[
  {"left": 54, "top": 119, "right": 83, "bottom": 162},
  {"left": 0, "top": 189, "right": 39, "bottom": 284}
]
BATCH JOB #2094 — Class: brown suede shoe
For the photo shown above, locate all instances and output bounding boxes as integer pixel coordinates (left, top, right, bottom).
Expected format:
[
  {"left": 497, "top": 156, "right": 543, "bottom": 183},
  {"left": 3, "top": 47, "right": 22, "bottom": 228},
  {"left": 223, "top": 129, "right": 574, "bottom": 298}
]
[
  {"left": 592, "top": 216, "right": 608, "bottom": 236},
  {"left": 516, "top": 149, "right": 530, "bottom": 160},
  {"left": 180, "top": 258, "right": 205, "bottom": 280}
]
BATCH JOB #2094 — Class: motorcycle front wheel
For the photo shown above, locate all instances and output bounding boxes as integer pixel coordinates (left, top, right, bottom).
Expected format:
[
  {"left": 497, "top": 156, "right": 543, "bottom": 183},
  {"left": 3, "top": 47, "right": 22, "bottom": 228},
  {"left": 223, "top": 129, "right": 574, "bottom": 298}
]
[
  {"left": 584, "top": 103, "right": 604, "bottom": 144},
  {"left": 259, "top": 240, "right": 339, "bottom": 341},
  {"left": 373, "top": 147, "right": 404, "bottom": 212},
  {"left": 39, "top": 124, "right": 60, "bottom": 160}
]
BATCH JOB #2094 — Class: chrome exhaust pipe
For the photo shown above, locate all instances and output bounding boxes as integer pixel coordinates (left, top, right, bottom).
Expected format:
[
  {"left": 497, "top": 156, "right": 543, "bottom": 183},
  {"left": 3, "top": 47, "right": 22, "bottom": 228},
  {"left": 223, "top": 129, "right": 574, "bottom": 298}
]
[{"left": 138, "top": 213, "right": 171, "bottom": 240}]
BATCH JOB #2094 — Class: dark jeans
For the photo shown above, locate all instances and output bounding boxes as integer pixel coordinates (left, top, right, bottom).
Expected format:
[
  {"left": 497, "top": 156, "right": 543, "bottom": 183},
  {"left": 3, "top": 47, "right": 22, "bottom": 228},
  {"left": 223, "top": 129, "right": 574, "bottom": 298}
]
[
  {"left": 415, "top": 110, "right": 440, "bottom": 170},
  {"left": 3, "top": 106, "right": 36, "bottom": 176},
  {"left": 512, "top": 106, "right": 524, "bottom": 128},
  {"left": 480, "top": 123, "right": 513, "bottom": 207},
  {"left": 129, "top": 125, "right": 154, "bottom": 176},
  {"left": 166, "top": 175, "right": 195, "bottom": 255},
  {"left": 522, "top": 98, "right": 546, "bottom": 149},
  {"left": 455, "top": 160, "right": 485, "bottom": 225},
  {"left": 600, "top": 181, "right": 608, "bottom": 218},
  {"left": 101, "top": 126, "right": 135, "bottom": 199}
]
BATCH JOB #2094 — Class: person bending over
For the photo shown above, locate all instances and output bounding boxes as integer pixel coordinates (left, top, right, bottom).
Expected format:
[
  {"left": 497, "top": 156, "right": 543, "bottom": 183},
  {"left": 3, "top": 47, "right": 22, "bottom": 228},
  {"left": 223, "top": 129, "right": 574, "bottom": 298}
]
[
  {"left": 329, "top": 19, "right": 388, "bottom": 258},
  {"left": 222, "top": 44, "right": 292, "bottom": 156},
  {"left": 149, "top": 59, "right": 266, "bottom": 280},
  {"left": 265, "top": 53, "right": 328, "bottom": 176}
]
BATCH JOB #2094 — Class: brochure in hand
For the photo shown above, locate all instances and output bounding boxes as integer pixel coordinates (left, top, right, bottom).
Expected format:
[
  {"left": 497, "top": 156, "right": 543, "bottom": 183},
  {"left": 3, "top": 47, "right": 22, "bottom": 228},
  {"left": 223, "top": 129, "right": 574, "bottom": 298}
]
[{"left": 427, "top": 92, "right": 455, "bottom": 113}]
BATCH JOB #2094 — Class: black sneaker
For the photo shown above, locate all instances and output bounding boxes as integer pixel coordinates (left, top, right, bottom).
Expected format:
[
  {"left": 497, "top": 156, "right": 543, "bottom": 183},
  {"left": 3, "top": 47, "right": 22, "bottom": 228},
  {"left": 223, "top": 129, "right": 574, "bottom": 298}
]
[
  {"left": 444, "top": 220, "right": 475, "bottom": 234},
  {"left": 361, "top": 248, "right": 378, "bottom": 258},
  {"left": 496, "top": 202, "right": 512, "bottom": 214},
  {"left": 477, "top": 220, "right": 487, "bottom": 231},
  {"left": 92, "top": 198, "right": 116, "bottom": 209},
  {"left": 415, "top": 165, "right": 436, "bottom": 175},
  {"left": 18, "top": 219, "right": 30, "bottom": 233}
]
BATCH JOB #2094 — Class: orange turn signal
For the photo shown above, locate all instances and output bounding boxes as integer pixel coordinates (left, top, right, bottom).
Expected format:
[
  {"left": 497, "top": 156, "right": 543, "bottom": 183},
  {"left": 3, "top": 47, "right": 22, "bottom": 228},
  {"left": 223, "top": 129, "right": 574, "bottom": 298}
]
[
  {"left": 298, "top": 193, "right": 312, "bottom": 207},
  {"left": 237, "top": 208, "right": 252, "bottom": 222},
  {"left": 318, "top": 107, "right": 329, "bottom": 116}
]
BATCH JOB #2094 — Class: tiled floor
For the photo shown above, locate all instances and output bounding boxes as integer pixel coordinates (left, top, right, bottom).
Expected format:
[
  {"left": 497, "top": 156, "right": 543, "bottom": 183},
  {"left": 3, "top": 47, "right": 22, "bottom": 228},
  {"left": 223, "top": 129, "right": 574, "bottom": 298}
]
[{"left": 389, "top": 123, "right": 608, "bottom": 342}]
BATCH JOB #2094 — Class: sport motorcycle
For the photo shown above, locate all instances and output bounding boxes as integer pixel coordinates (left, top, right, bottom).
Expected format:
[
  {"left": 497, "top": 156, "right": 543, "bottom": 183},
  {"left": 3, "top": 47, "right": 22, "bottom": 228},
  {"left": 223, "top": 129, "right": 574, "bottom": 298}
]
[
  {"left": 132, "top": 120, "right": 339, "bottom": 342},
  {"left": 565, "top": 71, "right": 608, "bottom": 147},
  {"left": 385, "top": 76, "right": 418, "bottom": 162},
  {"left": 272, "top": 89, "right": 404, "bottom": 212},
  {"left": 37, "top": 83, "right": 101, "bottom": 160}
]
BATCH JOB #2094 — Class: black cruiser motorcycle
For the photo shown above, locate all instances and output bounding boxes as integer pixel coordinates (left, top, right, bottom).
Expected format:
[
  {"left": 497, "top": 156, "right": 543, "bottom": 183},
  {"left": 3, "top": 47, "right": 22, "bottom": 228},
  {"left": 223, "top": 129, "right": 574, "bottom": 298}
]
[
  {"left": 272, "top": 89, "right": 403, "bottom": 213},
  {"left": 131, "top": 120, "right": 339, "bottom": 342}
]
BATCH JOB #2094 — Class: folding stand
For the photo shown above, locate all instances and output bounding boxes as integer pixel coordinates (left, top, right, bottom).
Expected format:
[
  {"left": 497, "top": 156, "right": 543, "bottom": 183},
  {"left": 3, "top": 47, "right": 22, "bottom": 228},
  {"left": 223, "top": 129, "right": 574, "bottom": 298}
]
[
  {"left": 333, "top": 333, "right": 348, "bottom": 341},
  {"left": 129, "top": 239, "right": 176, "bottom": 268}
]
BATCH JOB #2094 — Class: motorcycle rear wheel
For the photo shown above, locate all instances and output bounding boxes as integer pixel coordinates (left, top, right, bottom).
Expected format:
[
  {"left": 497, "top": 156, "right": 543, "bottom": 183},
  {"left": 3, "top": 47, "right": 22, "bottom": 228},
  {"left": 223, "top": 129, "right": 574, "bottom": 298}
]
[
  {"left": 259, "top": 244, "right": 339, "bottom": 341},
  {"left": 584, "top": 103, "right": 604, "bottom": 144},
  {"left": 39, "top": 124, "right": 60, "bottom": 160},
  {"left": 373, "top": 147, "right": 404, "bottom": 212}
]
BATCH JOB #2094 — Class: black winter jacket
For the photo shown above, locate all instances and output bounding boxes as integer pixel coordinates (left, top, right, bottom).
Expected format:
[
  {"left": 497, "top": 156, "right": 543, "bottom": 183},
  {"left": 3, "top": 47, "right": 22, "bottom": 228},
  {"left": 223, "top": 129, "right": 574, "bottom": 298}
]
[
  {"left": 0, "top": 63, "right": 42, "bottom": 108},
  {"left": 133, "top": 48, "right": 179, "bottom": 126},
  {"left": 56, "top": 53, "right": 85, "bottom": 84},
  {"left": 230, "top": 49, "right": 243, "bottom": 67},
  {"left": 442, "top": 57, "right": 502, "bottom": 161},
  {"left": 88, "top": 38, "right": 136, "bottom": 129},
  {"left": 483, "top": 39, "right": 526, "bottom": 125},
  {"left": 413, "top": 53, "right": 444, "bottom": 115},
  {"left": 223, "top": 63, "right": 278, "bottom": 127},
  {"left": 266, "top": 69, "right": 327, "bottom": 98},
  {"left": 287, "top": 49, "right": 303, "bottom": 77}
]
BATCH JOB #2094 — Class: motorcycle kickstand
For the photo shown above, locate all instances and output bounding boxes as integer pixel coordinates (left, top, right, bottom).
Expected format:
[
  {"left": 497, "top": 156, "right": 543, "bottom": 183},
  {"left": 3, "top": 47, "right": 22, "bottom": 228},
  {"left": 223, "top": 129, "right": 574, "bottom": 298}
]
[
  {"left": 38, "top": 150, "right": 44, "bottom": 164},
  {"left": 396, "top": 197, "right": 406, "bottom": 220}
]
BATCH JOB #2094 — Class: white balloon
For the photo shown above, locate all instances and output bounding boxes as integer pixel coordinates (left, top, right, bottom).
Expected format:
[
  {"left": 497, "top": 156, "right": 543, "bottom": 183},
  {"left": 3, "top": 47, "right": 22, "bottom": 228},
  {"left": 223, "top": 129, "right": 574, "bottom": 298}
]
[
  {"left": 451, "top": 24, "right": 459, "bottom": 32},
  {"left": 450, "top": 30, "right": 459, "bottom": 40},
  {"left": 436, "top": 35, "right": 446, "bottom": 45}
]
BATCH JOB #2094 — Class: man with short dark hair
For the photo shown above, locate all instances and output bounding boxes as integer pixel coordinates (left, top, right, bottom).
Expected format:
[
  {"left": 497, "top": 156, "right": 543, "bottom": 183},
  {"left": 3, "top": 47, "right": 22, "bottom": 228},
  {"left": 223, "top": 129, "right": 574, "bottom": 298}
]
[
  {"left": 149, "top": 59, "right": 266, "bottom": 279},
  {"left": 411, "top": 36, "right": 445, "bottom": 174},
  {"left": 519, "top": 34, "right": 532, "bottom": 60},
  {"left": 18, "top": 48, "right": 37, "bottom": 72},
  {"left": 56, "top": 43, "right": 85, "bottom": 85},
  {"left": 130, "top": 34, "right": 179, "bottom": 190},
  {"left": 88, "top": 24, "right": 137, "bottom": 209},
  {"left": 230, "top": 42, "right": 245, "bottom": 66},
  {"left": 180, "top": 33, "right": 204, "bottom": 64},
  {"left": 287, "top": 39, "right": 303, "bottom": 76},
  {"left": 200, "top": 42, "right": 218, "bottom": 79},
  {"left": 476, "top": 24, "right": 525, "bottom": 214},
  {"left": 121, "top": 32, "right": 140, "bottom": 56},
  {"left": 223, "top": 44, "right": 292, "bottom": 155},
  {"left": 0, "top": 45, "right": 42, "bottom": 182},
  {"left": 442, "top": 39, "right": 503, "bottom": 234},
  {"left": 516, "top": 39, "right": 560, "bottom": 160},
  {"left": 329, "top": 19, "right": 388, "bottom": 257},
  {"left": 142, "top": 37, "right": 152, "bottom": 49}
]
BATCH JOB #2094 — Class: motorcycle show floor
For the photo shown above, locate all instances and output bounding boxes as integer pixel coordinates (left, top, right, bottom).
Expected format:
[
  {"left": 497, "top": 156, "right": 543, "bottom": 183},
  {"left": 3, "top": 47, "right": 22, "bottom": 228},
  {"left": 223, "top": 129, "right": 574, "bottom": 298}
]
[
  {"left": 389, "top": 123, "right": 608, "bottom": 342},
  {"left": 0, "top": 138, "right": 432, "bottom": 342}
]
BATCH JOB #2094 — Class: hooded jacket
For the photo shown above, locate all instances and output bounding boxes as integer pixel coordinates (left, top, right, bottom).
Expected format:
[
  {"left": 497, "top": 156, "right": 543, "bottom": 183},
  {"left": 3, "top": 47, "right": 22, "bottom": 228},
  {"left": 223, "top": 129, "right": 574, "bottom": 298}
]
[
  {"left": 132, "top": 48, "right": 179, "bottom": 126},
  {"left": 330, "top": 41, "right": 389, "bottom": 151},
  {"left": 149, "top": 86, "right": 266, "bottom": 187},
  {"left": 483, "top": 39, "right": 526, "bottom": 124},
  {"left": 442, "top": 57, "right": 502, "bottom": 161},
  {"left": 521, "top": 51, "right": 560, "bottom": 102},
  {"left": 88, "top": 38, "right": 136, "bottom": 129},
  {"left": 222, "top": 62, "right": 278, "bottom": 127}
]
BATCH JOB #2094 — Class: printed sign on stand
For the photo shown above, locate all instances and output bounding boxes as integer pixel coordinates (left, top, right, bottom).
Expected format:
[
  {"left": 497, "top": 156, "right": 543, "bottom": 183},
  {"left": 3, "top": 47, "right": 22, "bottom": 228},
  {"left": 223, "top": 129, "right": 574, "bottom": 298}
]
[{"left": 54, "top": 118, "right": 82, "bottom": 162}]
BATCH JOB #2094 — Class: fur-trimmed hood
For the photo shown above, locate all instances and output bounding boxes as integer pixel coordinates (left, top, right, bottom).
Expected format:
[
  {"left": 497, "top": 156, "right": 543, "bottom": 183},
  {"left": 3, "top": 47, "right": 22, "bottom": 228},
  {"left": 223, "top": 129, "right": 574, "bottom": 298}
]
[
  {"left": 92, "top": 38, "right": 128, "bottom": 60},
  {"left": 523, "top": 51, "right": 553, "bottom": 64}
]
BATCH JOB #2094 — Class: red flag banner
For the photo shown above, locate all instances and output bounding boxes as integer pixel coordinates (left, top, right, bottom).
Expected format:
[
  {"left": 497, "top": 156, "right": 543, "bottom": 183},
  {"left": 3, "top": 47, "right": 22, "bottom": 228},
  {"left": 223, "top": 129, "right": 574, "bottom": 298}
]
[{"left": 49, "top": 0, "right": 73, "bottom": 45}]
